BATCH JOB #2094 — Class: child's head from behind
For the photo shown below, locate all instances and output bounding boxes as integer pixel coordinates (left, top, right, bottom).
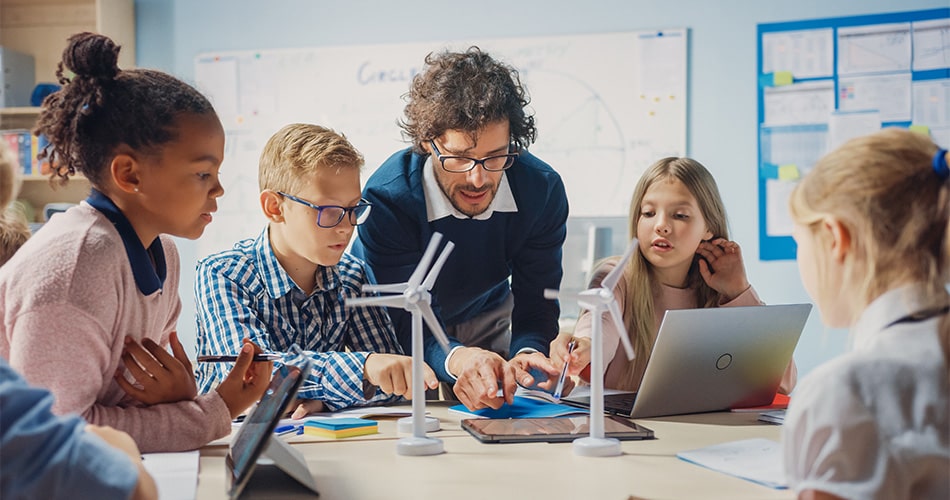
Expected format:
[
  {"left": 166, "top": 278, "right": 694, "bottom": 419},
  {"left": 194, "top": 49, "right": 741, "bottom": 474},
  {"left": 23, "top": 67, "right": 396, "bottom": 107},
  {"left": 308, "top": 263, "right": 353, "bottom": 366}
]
[
  {"left": 259, "top": 123, "right": 366, "bottom": 267},
  {"left": 629, "top": 157, "right": 727, "bottom": 287},
  {"left": 790, "top": 128, "right": 949, "bottom": 327},
  {"left": 0, "top": 142, "right": 29, "bottom": 266},
  {"left": 34, "top": 32, "right": 225, "bottom": 241}
]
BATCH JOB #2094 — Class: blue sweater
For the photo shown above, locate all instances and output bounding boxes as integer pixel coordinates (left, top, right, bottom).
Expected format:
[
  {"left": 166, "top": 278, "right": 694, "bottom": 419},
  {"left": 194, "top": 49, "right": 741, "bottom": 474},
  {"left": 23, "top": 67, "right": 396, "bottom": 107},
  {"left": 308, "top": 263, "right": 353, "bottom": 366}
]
[{"left": 352, "top": 148, "right": 568, "bottom": 382}]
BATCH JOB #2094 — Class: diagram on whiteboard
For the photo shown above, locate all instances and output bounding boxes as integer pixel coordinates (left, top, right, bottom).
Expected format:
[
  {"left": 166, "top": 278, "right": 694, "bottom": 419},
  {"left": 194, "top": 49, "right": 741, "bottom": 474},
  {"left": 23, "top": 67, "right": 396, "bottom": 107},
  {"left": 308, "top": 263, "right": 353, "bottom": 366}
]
[{"left": 194, "top": 31, "right": 687, "bottom": 260}]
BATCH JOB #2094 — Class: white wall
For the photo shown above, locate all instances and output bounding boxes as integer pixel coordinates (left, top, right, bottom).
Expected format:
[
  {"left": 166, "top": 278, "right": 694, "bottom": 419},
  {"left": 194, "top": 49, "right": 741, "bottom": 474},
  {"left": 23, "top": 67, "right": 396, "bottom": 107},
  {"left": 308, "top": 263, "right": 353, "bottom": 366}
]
[{"left": 134, "top": 0, "right": 948, "bottom": 379}]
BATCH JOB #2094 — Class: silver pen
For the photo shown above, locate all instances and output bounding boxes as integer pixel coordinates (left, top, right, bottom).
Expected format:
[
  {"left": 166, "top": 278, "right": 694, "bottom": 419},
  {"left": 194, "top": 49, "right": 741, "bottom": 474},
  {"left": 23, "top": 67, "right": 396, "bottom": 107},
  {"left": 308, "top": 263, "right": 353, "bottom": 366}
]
[{"left": 553, "top": 339, "right": 577, "bottom": 400}]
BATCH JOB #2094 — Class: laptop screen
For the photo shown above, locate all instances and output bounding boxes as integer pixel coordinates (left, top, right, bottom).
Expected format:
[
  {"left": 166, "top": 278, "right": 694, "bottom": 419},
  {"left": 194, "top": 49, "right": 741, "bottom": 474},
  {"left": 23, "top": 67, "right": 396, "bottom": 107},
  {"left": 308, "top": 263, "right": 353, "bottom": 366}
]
[{"left": 227, "top": 357, "right": 312, "bottom": 498}]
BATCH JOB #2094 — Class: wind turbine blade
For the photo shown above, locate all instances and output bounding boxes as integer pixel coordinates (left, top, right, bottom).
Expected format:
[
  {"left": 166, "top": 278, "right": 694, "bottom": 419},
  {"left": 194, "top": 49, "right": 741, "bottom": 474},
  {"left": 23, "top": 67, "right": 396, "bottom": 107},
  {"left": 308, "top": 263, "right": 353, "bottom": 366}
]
[
  {"left": 422, "top": 241, "right": 455, "bottom": 290},
  {"left": 602, "top": 238, "right": 638, "bottom": 291},
  {"left": 407, "top": 233, "right": 443, "bottom": 289},
  {"left": 417, "top": 302, "right": 451, "bottom": 353},
  {"left": 345, "top": 296, "right": 407, "bottom": 309},
  {"left": 607, "top": 300, "right": 635, "bottom": 360},
  {"left": 362, "top": 283, "right": 408, "bottom": 293},
  {"left": 543, "top": 288, "right": 560, "bottom": 300}
]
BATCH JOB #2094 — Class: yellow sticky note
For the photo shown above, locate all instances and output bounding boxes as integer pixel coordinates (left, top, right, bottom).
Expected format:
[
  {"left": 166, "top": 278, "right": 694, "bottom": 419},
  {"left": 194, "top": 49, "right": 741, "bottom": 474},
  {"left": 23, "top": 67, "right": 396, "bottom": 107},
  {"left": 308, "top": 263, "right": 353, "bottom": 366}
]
[
  {"left": 778, "top": 164, "right": 800, "bottom": 181},
  {"left": 773, "top": 71, "right": 793, "bottom": 86},
  {"left": 909, "top": 124, "right": 931, "bottom": 136}
]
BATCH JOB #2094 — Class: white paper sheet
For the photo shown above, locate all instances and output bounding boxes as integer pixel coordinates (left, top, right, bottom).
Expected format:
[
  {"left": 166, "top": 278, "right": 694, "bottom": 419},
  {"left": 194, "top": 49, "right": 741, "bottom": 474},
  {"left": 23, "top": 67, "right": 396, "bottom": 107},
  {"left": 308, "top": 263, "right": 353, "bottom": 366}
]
[
  {"left": 837, "top": 22, "right": 912, "bottom": 76},
  {"left": 838, "top": 73, "right": 912, "bottom": 122},
  {"left": 912, "top": 19, "right": 950, "bottom": 71},
  {"left": 766, "top": 179, "right": 797, "bottom": 237},
  {"left": 828, "top": 110, "right": 881, "bottom": 151},
  {"left": 762, "top": 29, "right": 834, "bottom": 78},
  {"left": 913, "top": 79, "right": 950, "bottom": 126},
  {"left": 677, "top": 438, "right": 787, "bottom": 489},
  {"left": 764, "top": 81, "right": 835, "bottom": 126},
  {"left": 142, "top": 451, "right": 199, "bottom": 500}
]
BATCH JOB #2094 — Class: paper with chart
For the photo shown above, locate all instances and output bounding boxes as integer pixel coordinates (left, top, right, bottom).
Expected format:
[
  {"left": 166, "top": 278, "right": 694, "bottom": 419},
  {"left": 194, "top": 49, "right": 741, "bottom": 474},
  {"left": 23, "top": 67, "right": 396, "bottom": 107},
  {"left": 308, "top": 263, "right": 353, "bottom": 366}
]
[
  {"left": 193, "top": 31, "right": 687, "bottom": 259},
  {"left": 677, "top": 438, "right": 787, "bottom": 489}
]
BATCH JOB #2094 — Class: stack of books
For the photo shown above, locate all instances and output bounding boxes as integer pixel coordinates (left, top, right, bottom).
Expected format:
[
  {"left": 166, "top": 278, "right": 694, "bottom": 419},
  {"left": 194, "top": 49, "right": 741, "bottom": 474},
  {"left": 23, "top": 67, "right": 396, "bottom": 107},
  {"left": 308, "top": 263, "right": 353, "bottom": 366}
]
[{"left": 303, "top": 418, "right": 378, "bottom": 439}]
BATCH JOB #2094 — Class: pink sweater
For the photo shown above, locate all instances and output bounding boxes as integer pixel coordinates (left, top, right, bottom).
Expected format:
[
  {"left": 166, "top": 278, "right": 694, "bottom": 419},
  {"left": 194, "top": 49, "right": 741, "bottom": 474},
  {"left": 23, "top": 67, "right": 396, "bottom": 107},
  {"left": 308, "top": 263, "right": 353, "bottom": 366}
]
[
  {"left": 0, "top": 202, "right": 230, "bottom": 452},
  {"left": 573, "top": 259, "right": 797, "bottom": 393}
]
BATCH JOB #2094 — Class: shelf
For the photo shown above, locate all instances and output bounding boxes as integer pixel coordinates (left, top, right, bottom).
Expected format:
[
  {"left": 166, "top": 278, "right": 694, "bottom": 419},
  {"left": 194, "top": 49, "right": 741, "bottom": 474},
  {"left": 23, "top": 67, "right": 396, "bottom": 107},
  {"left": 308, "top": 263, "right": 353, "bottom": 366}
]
[
  {"left": 0, "top": 107, "right": 41, "bottom": 130},
  {"left": 16, "top": 176, "right": 91, "bottom": 222},
  {"left": 0, "top": 0, "right": 135, "bottom": 84}
]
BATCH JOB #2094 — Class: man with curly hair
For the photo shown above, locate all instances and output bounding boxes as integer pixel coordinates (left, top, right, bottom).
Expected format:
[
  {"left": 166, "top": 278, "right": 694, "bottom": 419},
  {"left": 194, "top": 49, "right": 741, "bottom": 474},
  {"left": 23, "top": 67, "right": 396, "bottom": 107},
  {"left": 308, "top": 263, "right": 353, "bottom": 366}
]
[{"left": 352, "top": 47, "right": 569, "bottom": 411}]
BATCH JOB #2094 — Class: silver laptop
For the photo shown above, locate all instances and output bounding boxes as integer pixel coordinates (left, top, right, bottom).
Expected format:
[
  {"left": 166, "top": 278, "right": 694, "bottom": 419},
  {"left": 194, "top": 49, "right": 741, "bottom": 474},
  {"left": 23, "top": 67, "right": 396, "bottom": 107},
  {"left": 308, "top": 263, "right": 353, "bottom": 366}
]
[{"left": 562, "top": 304, "right": 811, "bottom": 419}]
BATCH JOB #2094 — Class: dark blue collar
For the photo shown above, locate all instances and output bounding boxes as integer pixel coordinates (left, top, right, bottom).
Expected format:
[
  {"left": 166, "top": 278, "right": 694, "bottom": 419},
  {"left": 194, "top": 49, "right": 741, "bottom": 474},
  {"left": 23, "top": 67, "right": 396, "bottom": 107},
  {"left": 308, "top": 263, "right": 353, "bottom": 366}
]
[{"left": 86, "top": 189, "right": 166, "bottom": 295}]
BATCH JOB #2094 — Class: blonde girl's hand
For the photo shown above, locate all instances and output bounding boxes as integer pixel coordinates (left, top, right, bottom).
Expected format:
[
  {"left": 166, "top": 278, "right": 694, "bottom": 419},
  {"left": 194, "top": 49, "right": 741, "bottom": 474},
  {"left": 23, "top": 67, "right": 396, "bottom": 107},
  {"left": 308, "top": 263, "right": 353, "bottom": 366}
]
[
  {"left": 549, "top": 333, "right": 591, "bottom": 377},
  {"left": 115, "top": 331, "right": 197, "bottom": 405},
  {"left": 216, "top": 339, "right": 273, "bottom": 419},
  {"left": 696, "top": 238, "right": 751, "bottom": 302}
]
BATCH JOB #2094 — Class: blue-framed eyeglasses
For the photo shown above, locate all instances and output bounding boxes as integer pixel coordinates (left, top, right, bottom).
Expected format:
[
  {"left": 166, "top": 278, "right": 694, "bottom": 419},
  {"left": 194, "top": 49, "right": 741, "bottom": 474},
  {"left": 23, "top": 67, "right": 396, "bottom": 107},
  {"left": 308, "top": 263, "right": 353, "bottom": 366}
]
[
  {"left": 429, "top": 140, "right": 518, "bottom": 173},
  {"left": 277, "top": 192, "right": 372, "bottom": 228}
]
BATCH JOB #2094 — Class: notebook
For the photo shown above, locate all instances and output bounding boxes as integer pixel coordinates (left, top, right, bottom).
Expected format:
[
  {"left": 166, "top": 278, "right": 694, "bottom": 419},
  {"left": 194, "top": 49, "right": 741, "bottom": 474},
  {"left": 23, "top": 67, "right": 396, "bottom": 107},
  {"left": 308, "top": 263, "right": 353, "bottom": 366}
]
[{"left": 561, "top": 304, "right": 811, "bottom": 419}]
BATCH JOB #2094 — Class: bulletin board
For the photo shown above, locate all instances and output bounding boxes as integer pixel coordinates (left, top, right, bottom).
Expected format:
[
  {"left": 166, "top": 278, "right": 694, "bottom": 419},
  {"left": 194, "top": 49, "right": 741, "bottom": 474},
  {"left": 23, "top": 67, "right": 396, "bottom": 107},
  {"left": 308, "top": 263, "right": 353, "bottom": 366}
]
[
  {"left": 757, "top": 8, "right": 950, "bottom": 260},
  {"left": 192, "top": 30, "right": 688, "bottom": 260}
]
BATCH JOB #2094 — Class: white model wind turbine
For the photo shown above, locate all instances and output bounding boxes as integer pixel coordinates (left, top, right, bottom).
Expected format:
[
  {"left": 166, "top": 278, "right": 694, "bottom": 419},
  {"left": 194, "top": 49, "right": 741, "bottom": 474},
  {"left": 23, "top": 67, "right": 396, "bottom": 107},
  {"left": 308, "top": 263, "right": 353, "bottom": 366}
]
[
  {"left": 544, "top": 238, "right": 638, "bottom": 457},
  {"left": 346, "top": 232, "right": 453, "bottom": 456}
]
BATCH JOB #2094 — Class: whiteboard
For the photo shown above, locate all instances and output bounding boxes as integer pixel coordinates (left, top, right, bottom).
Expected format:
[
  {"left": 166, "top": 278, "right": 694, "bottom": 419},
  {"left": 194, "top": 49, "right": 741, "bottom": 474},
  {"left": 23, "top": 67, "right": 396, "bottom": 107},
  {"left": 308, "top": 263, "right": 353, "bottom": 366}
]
[{"left": 193, "top": 30, "right": 687, "bottom": 259}]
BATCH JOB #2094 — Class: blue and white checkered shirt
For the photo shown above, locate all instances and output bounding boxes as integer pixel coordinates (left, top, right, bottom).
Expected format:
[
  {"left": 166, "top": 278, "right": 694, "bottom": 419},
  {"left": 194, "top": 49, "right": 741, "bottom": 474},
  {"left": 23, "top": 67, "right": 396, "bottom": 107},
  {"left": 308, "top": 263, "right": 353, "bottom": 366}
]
[{"left": 195, "top": 227, "right": 403, "bottom": 410}]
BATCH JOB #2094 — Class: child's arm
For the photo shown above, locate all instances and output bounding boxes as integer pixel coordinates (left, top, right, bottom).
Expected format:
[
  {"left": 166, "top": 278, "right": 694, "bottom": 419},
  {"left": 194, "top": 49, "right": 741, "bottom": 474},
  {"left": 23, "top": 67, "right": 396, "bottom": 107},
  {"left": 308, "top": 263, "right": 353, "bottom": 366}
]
[
  {"left": 7, "top": 304, "right": 233, "bottom": 453},
  {"left": 343, "top": 259, "right": 438, "bottom": 405},
  {"left": 195, "top": 258, "right": 414, "bottom": 411}
]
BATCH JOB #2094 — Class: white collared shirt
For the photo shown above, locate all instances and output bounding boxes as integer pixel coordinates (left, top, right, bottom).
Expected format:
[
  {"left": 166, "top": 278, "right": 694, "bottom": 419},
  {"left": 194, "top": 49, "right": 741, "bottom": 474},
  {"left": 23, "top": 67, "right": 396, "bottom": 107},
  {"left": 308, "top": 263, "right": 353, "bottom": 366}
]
[
  {"left": 421, "top": 155, "right": 518, "bottom": 222},
  {"left": 783, "top": 284, "right": 950, "bottom": 500}
]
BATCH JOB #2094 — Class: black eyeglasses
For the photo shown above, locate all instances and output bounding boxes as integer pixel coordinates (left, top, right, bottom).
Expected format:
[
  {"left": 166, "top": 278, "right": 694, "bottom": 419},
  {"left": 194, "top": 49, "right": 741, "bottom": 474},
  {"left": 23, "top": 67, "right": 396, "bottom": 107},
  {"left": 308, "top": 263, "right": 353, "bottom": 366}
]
[
  {"left": 277, "top": 192, "right": 372, "bottom": 228},
  {"left": 429, "top": 140, "right": 518, "bottom": 173}
]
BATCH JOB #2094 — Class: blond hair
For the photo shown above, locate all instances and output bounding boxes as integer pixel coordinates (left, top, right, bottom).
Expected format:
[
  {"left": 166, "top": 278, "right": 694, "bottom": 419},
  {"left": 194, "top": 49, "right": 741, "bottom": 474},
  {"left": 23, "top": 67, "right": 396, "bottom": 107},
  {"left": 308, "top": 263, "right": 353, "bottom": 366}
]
[
  {"left": 608, "top": 157, "right": 729, "bottom": 390},
  {"left": 0, "top": 141, "right": 29, "bottom": 266},
  {"left": 0, "top": 141, "right": 18, "bottom": 208},
  {"left": 258, "top": 124, "right": 364, "bottom": 193},
  {"left": 790, "top": 128, "right": 949, "bottom": 327}
]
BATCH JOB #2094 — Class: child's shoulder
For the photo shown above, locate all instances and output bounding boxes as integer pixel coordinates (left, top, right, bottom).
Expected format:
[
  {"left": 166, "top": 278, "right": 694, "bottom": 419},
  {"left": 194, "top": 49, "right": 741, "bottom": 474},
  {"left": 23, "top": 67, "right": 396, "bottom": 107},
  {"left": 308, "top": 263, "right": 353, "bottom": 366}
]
[
  {"left": 196, "top": 238, "right": 257, "bottom": 276},
  {"left": 25, "top": 204, "right": 124, "bottom": 263},
  {"left": 337, "top": 252, "right": 369, "bottom": 282}
]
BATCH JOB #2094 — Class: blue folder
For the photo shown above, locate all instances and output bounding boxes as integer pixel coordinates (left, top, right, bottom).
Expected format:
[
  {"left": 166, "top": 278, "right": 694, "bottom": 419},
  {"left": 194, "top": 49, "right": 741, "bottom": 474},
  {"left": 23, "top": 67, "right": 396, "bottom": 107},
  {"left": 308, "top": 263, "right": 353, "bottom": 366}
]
[{"left": 449, "top": 396, "right": 589, "bottom": 419}]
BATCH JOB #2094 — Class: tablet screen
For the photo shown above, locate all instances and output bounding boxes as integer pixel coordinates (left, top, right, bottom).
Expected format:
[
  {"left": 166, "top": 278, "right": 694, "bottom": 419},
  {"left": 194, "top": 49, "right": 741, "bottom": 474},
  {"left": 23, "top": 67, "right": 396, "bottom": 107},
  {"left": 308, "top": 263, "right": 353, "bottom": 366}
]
[
  {"left": 461, "top": 416, "right": 654, "bottom": 443},
  {"left": 227, "top": 358, "right": 311, "bottom": 498}
]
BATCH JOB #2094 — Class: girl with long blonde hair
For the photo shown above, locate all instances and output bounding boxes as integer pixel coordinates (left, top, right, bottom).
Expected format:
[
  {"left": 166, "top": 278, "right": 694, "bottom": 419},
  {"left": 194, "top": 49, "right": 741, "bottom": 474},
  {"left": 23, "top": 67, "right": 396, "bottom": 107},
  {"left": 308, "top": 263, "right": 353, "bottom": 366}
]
[{"left": 551, "top": 157, "right": 796, "bottom": 393}]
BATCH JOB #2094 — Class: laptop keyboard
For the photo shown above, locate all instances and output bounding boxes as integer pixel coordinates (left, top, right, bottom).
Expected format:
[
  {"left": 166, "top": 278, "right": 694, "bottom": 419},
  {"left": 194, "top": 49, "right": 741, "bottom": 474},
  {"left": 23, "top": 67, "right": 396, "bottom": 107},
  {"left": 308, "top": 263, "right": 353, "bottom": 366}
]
[{"left": 604, "top": 393, "right": 638, "bottom": 415}]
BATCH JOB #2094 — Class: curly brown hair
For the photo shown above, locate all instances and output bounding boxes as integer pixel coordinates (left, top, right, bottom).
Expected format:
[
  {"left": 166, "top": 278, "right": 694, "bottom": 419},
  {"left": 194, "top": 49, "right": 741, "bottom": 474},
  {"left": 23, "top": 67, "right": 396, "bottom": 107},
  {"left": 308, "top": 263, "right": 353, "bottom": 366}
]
[
  {"left": 33, "top": 32, "right": 216, "bottom": 187},
  {"left": 399, "top": 47, "right": 537, "bottom": 153}
]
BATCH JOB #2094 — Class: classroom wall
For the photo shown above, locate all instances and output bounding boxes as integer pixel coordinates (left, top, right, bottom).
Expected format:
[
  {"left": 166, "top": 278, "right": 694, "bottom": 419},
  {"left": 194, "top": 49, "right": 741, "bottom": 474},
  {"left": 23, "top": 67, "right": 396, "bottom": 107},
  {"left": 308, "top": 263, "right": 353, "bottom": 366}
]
[{"left": 134, "top": 0, "right": 948, "bottom": 380}]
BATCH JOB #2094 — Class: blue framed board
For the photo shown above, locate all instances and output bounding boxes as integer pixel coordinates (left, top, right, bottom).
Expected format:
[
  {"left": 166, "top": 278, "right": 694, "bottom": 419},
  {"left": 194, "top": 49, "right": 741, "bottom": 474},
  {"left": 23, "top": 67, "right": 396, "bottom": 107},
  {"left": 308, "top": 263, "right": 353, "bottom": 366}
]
[{"left": 757, "top": 8, "right": 949, "bottom": 260}]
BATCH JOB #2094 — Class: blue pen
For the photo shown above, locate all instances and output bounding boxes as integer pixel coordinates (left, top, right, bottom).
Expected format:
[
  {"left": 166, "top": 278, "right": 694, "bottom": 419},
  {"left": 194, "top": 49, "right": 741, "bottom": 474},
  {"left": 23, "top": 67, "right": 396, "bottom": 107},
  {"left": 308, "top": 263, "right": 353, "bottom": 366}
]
[{"left": 274, "top": 425, "right": 298, "bottom": 436}]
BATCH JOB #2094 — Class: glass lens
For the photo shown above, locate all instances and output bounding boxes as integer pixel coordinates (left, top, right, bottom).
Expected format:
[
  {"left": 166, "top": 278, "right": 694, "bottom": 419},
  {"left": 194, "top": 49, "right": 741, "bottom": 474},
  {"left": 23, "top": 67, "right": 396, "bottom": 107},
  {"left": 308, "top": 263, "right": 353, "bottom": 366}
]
[
  {"left": 484, "top": 155, "right": 516, "bottom": 171},
  {"left": 317, "top": 206, "right": 345, "bottom": 228},
  {"left": 442, "top": 156, "right": 475, "bottom": 172},
  {"left": 351, "top": 204, "right": 372, "bottom": 225}
]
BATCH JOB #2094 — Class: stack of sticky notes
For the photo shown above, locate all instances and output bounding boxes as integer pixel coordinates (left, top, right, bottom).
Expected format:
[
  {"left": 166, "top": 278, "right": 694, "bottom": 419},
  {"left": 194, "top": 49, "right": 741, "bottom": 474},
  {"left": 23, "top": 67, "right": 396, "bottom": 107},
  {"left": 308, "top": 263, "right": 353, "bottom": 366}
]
[{"left": 303, "top": 418, "right": 378, "bottom": 439}]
